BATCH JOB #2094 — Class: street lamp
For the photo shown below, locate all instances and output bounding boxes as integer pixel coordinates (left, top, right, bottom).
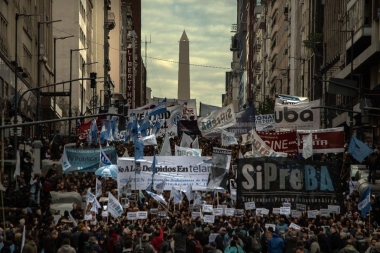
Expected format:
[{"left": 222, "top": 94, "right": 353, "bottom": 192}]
[
  {"left": 14, "top": 13, "right": 41, "bottom": 158},
  {"left": 53, "top": 35, "right": 74, "bottom": 132},
  {"left": 69, "top": 48, "right": 87, "bottom": 142},
  {"left": 81, "top": 61, "right": 98, "bottom": 122},
  {"left": 37, "top": 19, "right": 62, "bottom": 137}
]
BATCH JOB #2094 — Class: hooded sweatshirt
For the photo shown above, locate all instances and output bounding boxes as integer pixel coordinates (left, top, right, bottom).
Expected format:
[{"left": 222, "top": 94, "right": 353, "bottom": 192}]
[
  {"left": 57, "top": 245, "right": 76, "bottom": 253},
  {"left": 22, "top": 240, "right": 37, "bottom": 253}
]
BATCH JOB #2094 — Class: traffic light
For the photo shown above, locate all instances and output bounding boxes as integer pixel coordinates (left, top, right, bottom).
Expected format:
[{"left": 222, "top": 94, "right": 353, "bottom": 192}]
[{"left": 90, "top": 72, "right": 97, "bottom": 88}]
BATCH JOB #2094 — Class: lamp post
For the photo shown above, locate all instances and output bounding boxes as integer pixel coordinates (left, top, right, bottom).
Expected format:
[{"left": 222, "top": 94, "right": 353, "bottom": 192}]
[
  {"left": 53, "top": 35, "right": 74, "bottom": 132},
  {"left": 81, "top": 61, "right": 98, "bottom": 123},
  {"left": 69, "top": 48, "right": 87, "bottom": 142},
  {"left": 14, "top": 13, "right": 41, "bottom": 159},
  {"left": 37, "top": 19, "right": 62, "bottom": 137}
]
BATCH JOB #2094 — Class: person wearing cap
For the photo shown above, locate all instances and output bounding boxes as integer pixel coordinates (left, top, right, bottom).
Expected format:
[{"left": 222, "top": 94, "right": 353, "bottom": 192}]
[
  {"left": 339, "top": 239, "right": 359, "bottom": 253},
  {"left": 135, "top": 234, "right": 155, "bottom": 253}
]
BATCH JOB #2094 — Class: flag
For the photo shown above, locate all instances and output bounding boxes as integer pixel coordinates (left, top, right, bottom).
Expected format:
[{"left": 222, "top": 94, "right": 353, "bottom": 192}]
[
  {"left": 21, "top": 225, "right": 25, "bottom": 252},
  {"left": 68, "top": 212, "right": 78, "bottom": 227},
  {"left": 302, "top": 133, "right": 313, "bottom": 159},
  {"left": 108, "top": 192, "right": 123, "bottom": 218},
  {"left": 238, "top": 150, "right": 244, "bottom": 159},
  {"left": 192, "top": 137, "right": 199, "bottom": 149},
  {"left": 14, "top": 150, "right": 20, "bottom": 179},
  {"left": 221, "top": 130, "right": 238, "bottom": 146},
  {"left": 152, "top": 119, "right": 165, "bottom": 135},
  {"left": 99, "top": 119, "right": 110, "bottom": 144},
  {"left": 199, "top": 102, "right": 221, "bottom": 117},
  {"left": 60, "top": 148, "right": 71, "bottom": 171},
  {"left": 358, "top": 186, "right": 371, "bottom": 218},
  {"left": 139, "top": 112, "right": 151, "bottom": 137},
  {"left": 86, "top": 188, "right": 95, "bottom": 204},
  {"left": 151, "top": 154, "right": 158, "bottom": 175},
  {"left": 122, "top": 176, "right": 132, "bottom": 196},
  {"left": 91, "top": 198, "right": 102, "bottom": 214},
  {"left": 293, "top": 150, "right": 305, "bottom": 160},
  {"left": 156, "top": 178, "right": 166, "bottom": 195},
  {"left": 96, "top": 178, "right": 102, "bottom": 197},
  {"left": 100, "top": 145, "right": 112, "bottom": 166},
  {"left": 146, "top": 180, "right": 153, "bottom": 191},
  {"left": 180, "top": 133, "right": 193, "bottom": 148},
  {"left": 107, "top": 117, "right": 114, "bottom": 142},
  {"left": 159, "top": 132, "right": 172, "bottom": 156},
  {"left": 149, "top": 98, "right": 167, "bottom": 116},
  {"left": 182, "top": 184, "right": 193, "bottom": 201},
  {"left": 140, "top": 134, "right": 157, "bottom": 146},
  {"left": 134, "top": 138, "right": 145, "bottom": 161},
  {"left": 347, "top": 136, "right": 373, "bottom": 163},
  {"left": 111, "top": 116, "right": 120, "bottom": 141},
  {"left": 88, "top": 119, "right": 98, "bottom": 145},
  {"left": 171, "top": 186, "right": 182, "bottom": 204},
  {"left": 166, "top": 104, "right": 184, "bottom": 129},
  {"left": 146, "top": 190, "right": 167, "bottom": 205}
]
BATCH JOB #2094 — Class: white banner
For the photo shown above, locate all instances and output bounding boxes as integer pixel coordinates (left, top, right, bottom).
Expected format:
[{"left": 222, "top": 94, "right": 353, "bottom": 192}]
[
  {"left": 280, "top": 207, "right": 291, "bottom": 215},
  {"left": 192, "top": 212, "right": 201, "bottom": 219},
  {"left": 261, "top": 208, "right": 270, "bottom": 215},
  {"left": 127, "top": 211, "right": 148, "bottom": 220},
  {"left": 255, "top": 114, "right": 275, "bottom": 131},
  {"left": 320, "top": 209, "right": 330, "bottom": 217},
  {"left": 291, "top": 210, "right": 302, "bottom": 218},
  {"left": 197, "top": 104, "right": 236, "bottom": 136},
  {"left": 140, "top": 134, "right": 157, "bottom": 146},
  {"left": 108, "top": 192, "right": 123, "bottom": 218},
  {"left": 178, "top": 99, "right": 198, "bottom": 120},
  {"left": 203, "top": 204, "right": 213, "bottom": 213},
  {"left": 213, "top": 208, "right": 224, "bottom": 216},
  {"left": 175, "top": 146, "right": 202, "bottom": 157},
  {"left": 274, "top": 99, "right": 320, "bottom": 130},
  {"left": 328, "top": 205, "right": 340, "bottom": 214},
  {"left": 203, "top": 215, "right": 215, "bottom": 223},
  {"left": 96, "top": 178, "right": 102, "bottom": 197},
  {"left": 307, "top": 210, "right": 319, "bottom": 218},
  {"left": 117, "top": 156, "right": 211, "bottom": 191},
  {"left": 273, "top": 208, "right": 281, "bottom": 214},
  {"left": 289, "top": 222, "right": 301, "bottom": 230},
  {"left": 225, "top": 208, "right": 235, "bottom": 216},
  {"left": 244, "top": 202, "right": 256, "bottom": 210}
]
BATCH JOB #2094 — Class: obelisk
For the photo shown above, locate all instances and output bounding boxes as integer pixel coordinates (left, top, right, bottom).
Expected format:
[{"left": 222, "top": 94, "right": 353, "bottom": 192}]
[{"left": 177, "top": 30, "right": 190, "bottom": 100}]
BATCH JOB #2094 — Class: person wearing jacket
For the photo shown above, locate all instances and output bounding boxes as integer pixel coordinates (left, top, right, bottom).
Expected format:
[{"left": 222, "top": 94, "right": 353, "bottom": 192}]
[
  {"left": 151, "top": 225, "right": 164, "bottom": 252},
  {"left": 268, "top": 232, "right": 285, "bottom": 253},
  {"left": 339, "top": 239, "right": 359, "bottom": 253},
  {"left": 57, "top": 239, "right": 76, "bottom": 253},
  {"left": 224, "top": 240, "right": 244, "bottom": 253},
  {"left": 329, "top": 227, "right": 342, "bottom": 253},
  {"left": 44, "top": 230, "right": 58, "bottom": 253},
  {"left": 22, "top": 235, "right": 38, "bottom": 253}
]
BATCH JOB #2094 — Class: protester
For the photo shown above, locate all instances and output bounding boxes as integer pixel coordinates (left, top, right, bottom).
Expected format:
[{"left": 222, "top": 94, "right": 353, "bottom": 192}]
[{"left": 57, "top": 239, "right": 76, "bottom": 253}]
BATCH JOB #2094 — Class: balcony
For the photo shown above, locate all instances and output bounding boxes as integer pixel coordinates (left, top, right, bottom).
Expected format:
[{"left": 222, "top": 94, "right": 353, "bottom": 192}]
[
  {"left": 269, "top": 69, "right": 279, "bottom": 83},
  {"left": 270, "top": 0, "right": 280, "bottom": 18},
  {"left": 271, "top": 22, "right": 279, "bottom": 40},
  {"left": 269, "top": 46, "right": 279, "bottom": 62},
  {"left": 107, "top": 11, "right": 116, "bottom": 30}
]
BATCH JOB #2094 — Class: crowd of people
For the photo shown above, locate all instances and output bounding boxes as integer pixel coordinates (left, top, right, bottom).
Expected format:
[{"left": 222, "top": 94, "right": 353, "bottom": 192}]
[{"left": 0, "top": 131, "right": 379, "bottom": 253}]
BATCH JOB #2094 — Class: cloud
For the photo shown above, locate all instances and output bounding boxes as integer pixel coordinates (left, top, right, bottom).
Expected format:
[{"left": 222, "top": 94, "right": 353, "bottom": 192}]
[{"left": 142, "top": 0, "right": 235, "bottom": 108}]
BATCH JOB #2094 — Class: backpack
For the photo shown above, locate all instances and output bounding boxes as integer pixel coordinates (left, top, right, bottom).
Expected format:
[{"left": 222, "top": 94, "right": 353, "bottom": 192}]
[
  {"left": 356, "top": 239, "right": 368, "bottom": 253},
  {"left": 113, "top": 236, "right": 124, "bottom": 253},
  {"left": 251, "top": 235, "right": 262, "bottom": 253},
  {"left": 193, "top": 240, "right": 203, "bottom": 253}
]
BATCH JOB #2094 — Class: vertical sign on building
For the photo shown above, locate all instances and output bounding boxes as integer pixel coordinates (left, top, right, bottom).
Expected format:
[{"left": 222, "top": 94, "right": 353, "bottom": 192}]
[{"left": 126, "top": 48, "right": 134, "bottom": 108}]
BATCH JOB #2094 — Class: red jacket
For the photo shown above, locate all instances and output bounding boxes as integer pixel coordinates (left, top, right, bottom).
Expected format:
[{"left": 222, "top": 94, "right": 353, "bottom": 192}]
[
  {"left": 108, "top": 233, "right": 120, "bottom": 253},
  {"left": 151, "top": 228, "right": 164, "bottom": 252}
]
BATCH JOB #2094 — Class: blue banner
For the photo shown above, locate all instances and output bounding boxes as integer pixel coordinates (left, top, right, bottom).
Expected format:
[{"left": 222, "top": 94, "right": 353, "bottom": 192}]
[{"left": 63, "top": 146, "right": 118, "bottom": 173}]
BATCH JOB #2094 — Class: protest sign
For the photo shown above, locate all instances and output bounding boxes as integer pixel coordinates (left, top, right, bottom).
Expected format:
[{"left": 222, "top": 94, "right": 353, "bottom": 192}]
[
  {"left": 261, "top": 208, "right": 270, "bottom": 215},
  {"left": 307, "top": 210, "right": 318, "bottom": 218},
  {"left": 289, "top": 223, "right": 301, "bottom": 230},
  {"left": 225, "top": 208, "right": 235, "bottom": 216},
  {"left": 244, "top": 202, "right": 256, "bottom": 210},
  {"left": 150, "top": 208, "right": 158, "bottom": 215},
  {"left": 297, "top": 127, "right": 344, "bottom": 154},
  {"left": 280, "top": 207, "right": 291, "bottom": 215},
  {"left": 192, "top": 212, "right": 201, "bottom": 219},
  {"left": 136, "top": 211, "right": 148, "bottom": 219},
  {"left": 328, "top": 205, "right": 340, "bottom": 214},
  {"left": 296, "top": 204, "right": 306, "bottom": 211},
  {"left": 235, "top": 209, "right": 244, "bottom": 217},
  {"left": 320, "top": 209, "right": 330, "bottom": 217},
  {"left": 197, "top": 104, "right": 236, "bottom": 136},
  {"left": 273, "top": 208, "right": 281, "bottom": 214},
  {"left": 255, "top": 114, "right": 275, "bottom": 131},
  {"left": 108, "top": 192, "right": 123, "bottom": 218},
  {"left": 203, "top": 215, "right": 215, "bottom": 223},
  {"left": 158, "top": 211, "right": 167, "bottom": 217},
  {"left": 127, "top": 212, "right": 137, "bottom": 220},
  {"left": 213, "top": 208, "right": 224, "bottom": 216},
  {"left": 203, "top": 205, "right": 213, "bottom": 213},
  {"left": 175, "top": 146, "right": 202, "bottom": 157},
  {"left": 291, "top": 210, "right": 301, "bottom": 218}
]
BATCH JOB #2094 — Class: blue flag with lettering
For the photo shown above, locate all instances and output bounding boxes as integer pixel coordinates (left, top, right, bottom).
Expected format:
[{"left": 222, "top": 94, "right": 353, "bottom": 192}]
[
  {"left": 149, "top": 98, "right": 167, "bottom": 116},
  {"left": 347, "top": 136, "right": 373, "bottom": 163},
  {"left": 358, "top": 186, "right": 371, "bottom": 218}
]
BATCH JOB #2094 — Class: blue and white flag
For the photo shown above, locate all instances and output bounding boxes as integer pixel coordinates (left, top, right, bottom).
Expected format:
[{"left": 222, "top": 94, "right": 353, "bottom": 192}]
[
  {"left": 111, "top": 116, "right": 120, "bottom": 141},
  {"left": 159, "top": 132, "right": 172, "bottom": 156},
  {"left": 88, "top": 119, "right": 98, "bottom": 145},
  {"left": 192, "top": 137, "right": 199, "bottom": 149},
  {"left": 156, "top": 178, "right": 166, "bottom": 195},
  {"left": 152, "top": 118, "right": 165, "bottom": 135},
  {"left": 107, "top": 117, "right": 114, "bottom": 142},
  {"left": 86, "top": 188, "right": 95, "bottom": 204},
  {"left": 100, "top": 145, "right": 112, "bottom": 166},
  {"left": 108, "top": 192, "right": 123, "bottom": 218},
  {"left": 134, "top": 138, "right": 145, "bottom": 161},
  {"left": 180, "top": 133, "right": 193, "bottom": 148},
  {"left": 146, "top": 180, "right": 153, "bottom": 191},
  {"left": 358, "top": 186, "right": 371, "bottom": 218},
  {"left": 171, "top": 186, "right": 182, "bottom": 204},
  {"left": 100, "top": 119, "right": 110, "bottom": 144},
  {"left": 60, "top": 149, "right": 72, "bottom": 171},
  {"left": 200, "top": 102, "right": 221, "bottom": 117},
  {"left": 149, "top": 98, "right": 167, "bottom": 116},
  {"left": 221, "top": 130, "right": 238, "bottom": 146},
  {"left": 347, "top": 136, "right": 373, "bottom": 163},
  {"left": 96, "top": 178, "right": 102, "bottom": 197},
  {"left": 146, "top": 190, "right": 167, "bottom": 205},
  {"left": 140, "top": 134, "right": 157, "bottom": 146},
  {"left": 68, "top": 212, "right": 78, "bottom": 227},
  {"left": 182, "top": 184, "right": 193, "bottom": 201},
  {"left": 303, "top": 133, "right": 313, "bottom": 159},
  {"left": 139, "top": 112, "right": 151, "bottom": 137}
]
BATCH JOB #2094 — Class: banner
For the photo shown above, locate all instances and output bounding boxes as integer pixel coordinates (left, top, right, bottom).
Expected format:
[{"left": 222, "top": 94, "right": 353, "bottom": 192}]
[
  {"left": 255, "top": 114, "right": 275, "bottom": 131},
  {"left": 274, "top": 99, "right": 320, "bottom": 130},
  {"left": 297, "top": 127, "right": 345, "bottom": 154},
  {"left": 177, "top": 120, "right": 202, "bottom": 136},
  {"left": 117, "top": 156, "right": 211, "bottom": 190},
  {"left": 237, "top": 158, "right": 343, "bottom": 206},
  {"left": 242, "top": 130, "right": 287, "bottom": 157},
  {"left": 200, "top": 102, "right": 221, "bottom": 117},
  {"left": 178, "top": 99, "right": 197, "bottom": 120},
  {"left": 175, "top": 146, "right": 202, "bottom": 157},
  {"left": 221, "top": 130, "right": 238, "bottom": 147},
  {"left": 256, "top": 130, "right": 297, "bottom": 155},
  {"left": 207, "top": 148, "right": 232, "bottom": 188},
  {"left": 198, "top": 104, "right": 236, "bottom": 136},
  {"left": 275, "top": 94, "right": 309, "bottom": 104},
  {"left": 62, "top": 146, "right": 117, "bottom": 172}
]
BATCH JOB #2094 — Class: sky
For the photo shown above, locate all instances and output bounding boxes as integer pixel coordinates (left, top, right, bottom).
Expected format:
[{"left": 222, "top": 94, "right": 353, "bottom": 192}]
[{"left": 141, "top": 0, "right": 236, "bottom": 108}]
